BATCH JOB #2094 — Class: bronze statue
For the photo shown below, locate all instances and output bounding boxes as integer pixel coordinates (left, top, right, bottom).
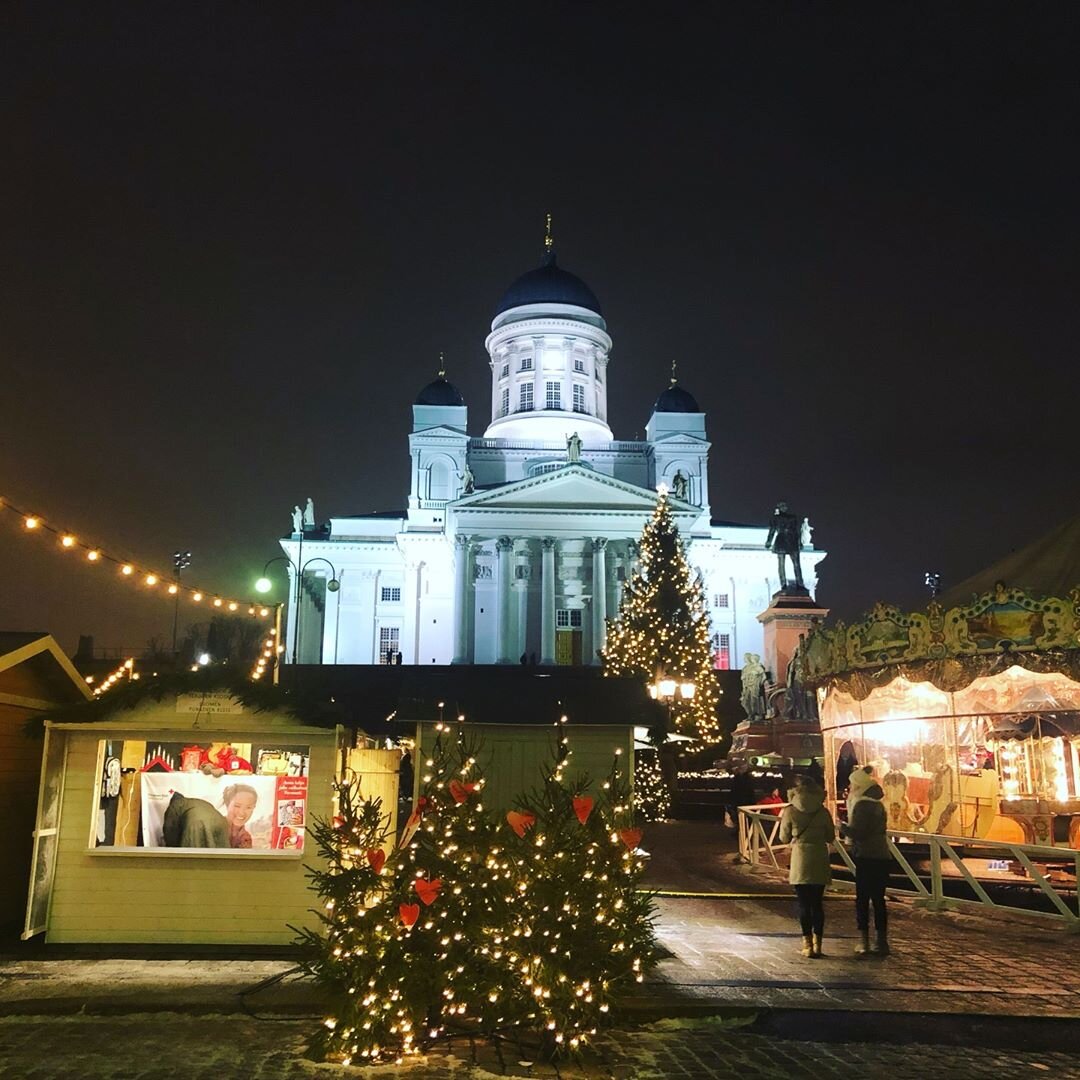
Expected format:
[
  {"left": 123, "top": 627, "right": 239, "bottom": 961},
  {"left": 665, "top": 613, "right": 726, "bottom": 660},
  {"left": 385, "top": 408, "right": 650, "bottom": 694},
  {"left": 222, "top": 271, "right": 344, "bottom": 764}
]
[{"left": 765, "top": 501, "right": 804, "bottom": 591}]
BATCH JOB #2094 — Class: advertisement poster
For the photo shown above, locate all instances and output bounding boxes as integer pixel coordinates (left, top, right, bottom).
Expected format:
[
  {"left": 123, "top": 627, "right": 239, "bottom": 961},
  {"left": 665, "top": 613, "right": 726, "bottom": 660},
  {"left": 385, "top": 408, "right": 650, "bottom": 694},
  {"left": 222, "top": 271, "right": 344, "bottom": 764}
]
[{"left": 141, "top": 772, "right": 306, "bottom": 852}]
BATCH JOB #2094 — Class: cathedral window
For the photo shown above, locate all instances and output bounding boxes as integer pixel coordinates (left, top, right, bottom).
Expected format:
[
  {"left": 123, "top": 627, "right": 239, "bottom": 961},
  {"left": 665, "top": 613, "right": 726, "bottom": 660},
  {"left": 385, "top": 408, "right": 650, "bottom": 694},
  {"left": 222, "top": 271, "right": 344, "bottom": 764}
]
[
  {"left": 378, "top": 626, "right": 400, "bottom": 664},
  {"left": 714, "top": 593, "right": 729, "bottom": 609},
  {"left": 556, "top": 609, "right": 583, "bottom": 629},
  {"left": 380, "top": 586, "right": 402, "bottom": 602},
  {"left": 545, "top": 381, "right": 562, "bottom": 410},
  {"left": 574, "top": 356, "right": 586, "bottom": 373},
  {"left": 519, "top": 356, "right": 533, "bottom": 372},
  {"left": 501, "top": 387, "right": 509, "bottom": 416},
  {"left": 518, "top": 383, "right": 534, "bottom": 411},
  {"left": 572, "top": 384, "right": 586, "bottom": 413},
  {"left": 501, "top": 363, "right": 509, "bottom": 378},
  {"left": 713, "top": 633, "right": 731, "bottom": 670}
]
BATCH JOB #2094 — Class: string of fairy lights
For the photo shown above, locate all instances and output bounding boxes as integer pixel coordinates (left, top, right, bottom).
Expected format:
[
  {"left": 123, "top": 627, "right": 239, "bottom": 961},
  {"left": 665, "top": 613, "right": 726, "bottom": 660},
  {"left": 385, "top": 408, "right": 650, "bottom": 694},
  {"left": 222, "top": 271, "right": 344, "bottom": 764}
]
[{"left": 0, "top": 494, "right": 273, "bottom": 620}]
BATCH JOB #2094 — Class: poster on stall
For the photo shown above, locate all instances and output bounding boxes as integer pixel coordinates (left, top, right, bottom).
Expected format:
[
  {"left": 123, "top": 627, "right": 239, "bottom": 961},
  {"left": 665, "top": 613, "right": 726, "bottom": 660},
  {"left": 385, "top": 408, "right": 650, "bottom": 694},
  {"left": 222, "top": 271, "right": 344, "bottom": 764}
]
[
  {"left": 271, "top": 776, "right": 308, "bottom": 851},
  {"left": 141, "top": 772, "right": 303, "bottom": 852}
]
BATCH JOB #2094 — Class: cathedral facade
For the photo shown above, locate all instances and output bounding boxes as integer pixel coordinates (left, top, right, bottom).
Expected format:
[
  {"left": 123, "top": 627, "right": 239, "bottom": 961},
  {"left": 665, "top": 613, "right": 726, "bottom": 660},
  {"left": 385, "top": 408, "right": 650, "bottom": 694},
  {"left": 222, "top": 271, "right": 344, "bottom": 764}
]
[{"left": 281, "top": 246, "right": 825, "bottom": 669}]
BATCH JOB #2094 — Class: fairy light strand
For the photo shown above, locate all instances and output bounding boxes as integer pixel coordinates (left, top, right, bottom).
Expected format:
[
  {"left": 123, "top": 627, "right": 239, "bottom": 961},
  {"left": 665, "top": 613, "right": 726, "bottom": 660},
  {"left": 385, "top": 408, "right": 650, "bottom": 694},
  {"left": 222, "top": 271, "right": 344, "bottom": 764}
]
[{"left": 0, "top": 494, "right": 271, "bottom": 619}]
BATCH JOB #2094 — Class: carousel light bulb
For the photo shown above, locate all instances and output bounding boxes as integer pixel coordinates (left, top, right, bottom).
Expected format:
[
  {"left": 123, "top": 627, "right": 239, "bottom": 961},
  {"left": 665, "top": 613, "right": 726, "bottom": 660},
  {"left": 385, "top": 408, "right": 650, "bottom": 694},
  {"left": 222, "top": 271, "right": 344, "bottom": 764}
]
[
  {"left": 167, "top": 583, "right": 178, "bottom": 594},
  {"left": 228, "top": 601, "right": 238, "bottom": 611},
  {"left": 213, "top": 598, "right": 223, "bottom": 607}
]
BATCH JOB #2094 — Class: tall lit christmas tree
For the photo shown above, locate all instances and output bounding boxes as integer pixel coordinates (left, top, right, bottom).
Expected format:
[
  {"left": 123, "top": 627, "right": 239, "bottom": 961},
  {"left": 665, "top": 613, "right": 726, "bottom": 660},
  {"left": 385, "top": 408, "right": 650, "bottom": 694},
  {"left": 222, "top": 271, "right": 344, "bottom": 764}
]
[{"left": 602, "top": 489, "right": 722, "bottom": 743}]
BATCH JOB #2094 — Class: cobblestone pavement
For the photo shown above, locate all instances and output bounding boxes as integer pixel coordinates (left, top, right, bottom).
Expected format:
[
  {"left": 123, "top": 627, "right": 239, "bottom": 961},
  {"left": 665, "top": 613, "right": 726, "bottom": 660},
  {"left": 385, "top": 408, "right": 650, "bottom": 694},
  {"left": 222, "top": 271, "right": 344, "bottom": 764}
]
[
  {"left": 641, "top": 822, "right": 1080, "bottom": 1018},
  {"left": 1, "top": 1014, "right": 1078, "bottom": 1080}
]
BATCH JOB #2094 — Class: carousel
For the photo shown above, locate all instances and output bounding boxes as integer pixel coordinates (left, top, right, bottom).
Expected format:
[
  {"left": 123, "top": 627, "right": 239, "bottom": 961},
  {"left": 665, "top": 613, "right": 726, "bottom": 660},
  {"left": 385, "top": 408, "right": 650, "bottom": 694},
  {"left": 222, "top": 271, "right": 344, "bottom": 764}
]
[{"left": 797, "top": 521, "right": 1080, "bottom": 850}]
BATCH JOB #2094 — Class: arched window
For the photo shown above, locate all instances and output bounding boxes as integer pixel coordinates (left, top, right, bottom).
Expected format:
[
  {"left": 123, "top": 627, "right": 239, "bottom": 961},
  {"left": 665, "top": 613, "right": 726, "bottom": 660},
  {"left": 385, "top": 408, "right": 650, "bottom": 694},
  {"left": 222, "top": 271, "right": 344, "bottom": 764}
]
[{"left": 428, "top": 460, "right": 451, "bottom": 501}]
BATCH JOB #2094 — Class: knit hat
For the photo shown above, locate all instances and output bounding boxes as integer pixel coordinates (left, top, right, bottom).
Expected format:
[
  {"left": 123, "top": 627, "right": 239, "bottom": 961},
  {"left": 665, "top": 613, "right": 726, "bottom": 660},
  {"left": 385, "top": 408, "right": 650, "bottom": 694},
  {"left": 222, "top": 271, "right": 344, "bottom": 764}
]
[{"left": 847, "top": 766, "right": 877, "bottom": 798}]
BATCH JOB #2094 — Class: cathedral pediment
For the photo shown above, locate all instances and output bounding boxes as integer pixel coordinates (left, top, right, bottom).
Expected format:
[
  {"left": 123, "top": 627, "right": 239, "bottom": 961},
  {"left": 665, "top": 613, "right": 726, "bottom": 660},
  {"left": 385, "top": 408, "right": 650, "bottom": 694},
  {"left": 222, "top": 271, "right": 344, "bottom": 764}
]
[{"left": 451, "top": 464, "right": 696, "bottom": 514}]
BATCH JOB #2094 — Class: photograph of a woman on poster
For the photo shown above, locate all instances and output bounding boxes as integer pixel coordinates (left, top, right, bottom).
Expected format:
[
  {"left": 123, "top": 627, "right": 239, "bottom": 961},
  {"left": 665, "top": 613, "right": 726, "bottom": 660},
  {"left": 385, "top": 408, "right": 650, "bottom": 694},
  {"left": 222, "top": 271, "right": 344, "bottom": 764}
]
[{"left": 223, "top": 783, "right": 258, "bottom": 849}]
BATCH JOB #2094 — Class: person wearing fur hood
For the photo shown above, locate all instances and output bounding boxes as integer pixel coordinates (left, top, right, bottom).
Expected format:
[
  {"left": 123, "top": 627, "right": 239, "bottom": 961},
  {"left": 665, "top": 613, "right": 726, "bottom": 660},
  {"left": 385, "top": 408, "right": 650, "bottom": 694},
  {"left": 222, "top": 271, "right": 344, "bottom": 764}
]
[
  {"left": 842, "top": 766, "right": 893, "bottom": 955},
  {"left": 778, "top": 776, "right": 835, "bottom": 958}
]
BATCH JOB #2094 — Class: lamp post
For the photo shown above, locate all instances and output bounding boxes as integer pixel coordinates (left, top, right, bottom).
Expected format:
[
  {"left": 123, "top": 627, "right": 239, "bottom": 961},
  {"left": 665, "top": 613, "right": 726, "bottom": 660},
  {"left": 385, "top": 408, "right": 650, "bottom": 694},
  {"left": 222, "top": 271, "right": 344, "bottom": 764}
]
[
  {"left": 171, "top": 550, "right": 192, "bottom": 659},
  {"left": 256, "top": 555, "right": 339, "bottom": 667},
  {"left": 648, "top": 671, "right": 696, "bottom": 794}
]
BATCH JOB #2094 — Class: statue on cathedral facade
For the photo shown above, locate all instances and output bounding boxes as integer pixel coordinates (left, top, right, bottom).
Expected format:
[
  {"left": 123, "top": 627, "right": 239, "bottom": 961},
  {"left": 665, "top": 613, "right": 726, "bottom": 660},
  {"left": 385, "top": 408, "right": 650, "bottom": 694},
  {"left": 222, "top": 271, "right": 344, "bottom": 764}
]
[
  {"left": 304, "top": 498, "right": 315, "bottom": 528},
  {"left": 566, "top": 431, "right": 582, "bottom": 463},
  {"left": 291, "top": 505, "right": 303, "bottom": 534},
  {"left": 671, "top": 470, "right": 688, "bottom": 500},
  {"left": 458, "top": 462, "right": 475, "bottom": 494},
  {"left": 800, "top": 516, "right": 813, "bottom": 550},
  {"left": 765, "top": 501, "right": 805, "bottom": 592}
]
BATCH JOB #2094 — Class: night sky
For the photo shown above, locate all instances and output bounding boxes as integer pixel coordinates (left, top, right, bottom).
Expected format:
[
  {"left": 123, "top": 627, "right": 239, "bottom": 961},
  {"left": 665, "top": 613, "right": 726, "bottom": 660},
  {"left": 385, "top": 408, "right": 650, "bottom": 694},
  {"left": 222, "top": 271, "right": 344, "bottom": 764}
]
[{"left": 2, "top": 3, "right": 1078, "bottom": 655}]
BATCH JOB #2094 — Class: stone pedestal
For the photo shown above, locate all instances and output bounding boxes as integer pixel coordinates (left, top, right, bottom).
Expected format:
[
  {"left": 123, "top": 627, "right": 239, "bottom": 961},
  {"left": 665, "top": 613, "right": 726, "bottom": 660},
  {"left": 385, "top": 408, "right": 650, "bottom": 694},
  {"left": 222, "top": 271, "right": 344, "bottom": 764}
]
[{"left": 757, "top": 590, "right": 830, "bottom": 686}]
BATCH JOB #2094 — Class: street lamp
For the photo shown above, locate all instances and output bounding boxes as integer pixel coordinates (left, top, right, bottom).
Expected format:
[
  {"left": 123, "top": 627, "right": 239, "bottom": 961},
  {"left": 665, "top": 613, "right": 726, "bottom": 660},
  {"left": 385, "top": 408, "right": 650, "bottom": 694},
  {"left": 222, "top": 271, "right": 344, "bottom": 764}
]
[
  {"left": 256, "top": 554, "right": 339, "bottom": 667},
  {"left": 171, "top": 550, "right": 192, "bottom": 658}
]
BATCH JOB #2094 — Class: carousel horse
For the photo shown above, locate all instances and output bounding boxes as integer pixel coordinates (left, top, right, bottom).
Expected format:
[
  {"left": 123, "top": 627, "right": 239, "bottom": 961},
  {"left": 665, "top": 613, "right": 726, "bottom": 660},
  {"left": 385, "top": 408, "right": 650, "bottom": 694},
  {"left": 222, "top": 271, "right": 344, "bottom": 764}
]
[
  {"left": 924, "top": 763, "right": 959, "bottom": 835},
  {"left": 881, "top": 769, "right": 913, "bottom": 830}
]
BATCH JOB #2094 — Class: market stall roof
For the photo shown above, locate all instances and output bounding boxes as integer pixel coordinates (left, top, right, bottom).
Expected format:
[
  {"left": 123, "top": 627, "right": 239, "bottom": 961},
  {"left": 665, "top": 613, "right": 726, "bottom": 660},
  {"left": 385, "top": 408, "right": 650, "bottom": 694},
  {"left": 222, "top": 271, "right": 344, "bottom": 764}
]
[
  {"left": 0, "top": 631, "right": 93, "bottom": 707},
  {"left": 940, "top": 511, "right": 1080, "bottom": 609},
  {"left": 35, "top": 665, "right": 665, "bottom": 738}
]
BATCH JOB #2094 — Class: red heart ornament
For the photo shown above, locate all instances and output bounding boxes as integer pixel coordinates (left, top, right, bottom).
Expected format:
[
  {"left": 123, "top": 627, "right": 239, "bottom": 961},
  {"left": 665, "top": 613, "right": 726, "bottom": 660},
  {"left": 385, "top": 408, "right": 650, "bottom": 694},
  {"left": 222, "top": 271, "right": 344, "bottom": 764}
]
[
  {"left": 572, "top": 796, "right": 594, "bottom": 824},
  {"left": 619, "top": 828, "right": 643, "bottom": 850},
  {"left": 414, "top": 877, "right": 442, "bottom": 906},
  {"left": 506, "top": 810, "right": 537, "bottom": 838},
  {"left": 399, "top": 903, "right": 420, "bottom": 928},
  {"left": 366, "top": 848, "right": 386, "bottom": 874},
  {"left": 448, "top": 780, "right": 470, "bottom": 804},
  {"left": 332, "top": 815, "right": 346, "bottom": 830}
]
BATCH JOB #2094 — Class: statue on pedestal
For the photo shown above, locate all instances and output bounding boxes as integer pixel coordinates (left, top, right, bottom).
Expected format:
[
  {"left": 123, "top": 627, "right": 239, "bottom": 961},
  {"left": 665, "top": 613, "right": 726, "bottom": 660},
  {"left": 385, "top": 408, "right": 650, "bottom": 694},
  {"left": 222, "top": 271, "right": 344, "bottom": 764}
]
[
  {"left": 566, "top": 431, "right": 582, "bottom": 463},
  {"left": 739, "top": 652, "right": 768, "bottom": 722},
  {"left": 458, "top": 462, "right": 475, "bottom": 495},
  {"left": 765, "top": 501, "right": 805, "bottom": 592},
  {"left": 671, "top": 470, "right": 688, "bottom": 500},
  {"left": 291, "top": 505, "right": 303, "bottom": 534},
  {"left": 800, "top": 517, "right": 813, "bottom": 550},
  {"left": 304, "top": 498, "right": 315, "bottom": 529}
]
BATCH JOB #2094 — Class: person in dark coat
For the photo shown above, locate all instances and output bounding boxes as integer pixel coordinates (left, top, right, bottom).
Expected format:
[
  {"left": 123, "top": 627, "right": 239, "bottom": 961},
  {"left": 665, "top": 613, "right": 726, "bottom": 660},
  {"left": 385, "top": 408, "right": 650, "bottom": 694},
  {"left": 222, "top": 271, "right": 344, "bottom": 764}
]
[
  {"left": 162, "top": 792, "right": 229, "bottom": 848},
  {"left": 728, "top": 765, "right": 756, "bottom": 830},
  {"left": 841, "top": 766, "right": 893, "bottom": 955}
]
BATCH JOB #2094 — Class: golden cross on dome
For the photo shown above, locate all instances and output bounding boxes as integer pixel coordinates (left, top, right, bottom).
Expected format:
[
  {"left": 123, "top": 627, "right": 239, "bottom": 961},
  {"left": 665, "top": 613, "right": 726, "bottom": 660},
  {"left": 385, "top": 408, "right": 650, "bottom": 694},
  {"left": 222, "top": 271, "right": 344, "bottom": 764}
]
[{"left": 544, "top": 212, "right": 553, "bottom": 251}]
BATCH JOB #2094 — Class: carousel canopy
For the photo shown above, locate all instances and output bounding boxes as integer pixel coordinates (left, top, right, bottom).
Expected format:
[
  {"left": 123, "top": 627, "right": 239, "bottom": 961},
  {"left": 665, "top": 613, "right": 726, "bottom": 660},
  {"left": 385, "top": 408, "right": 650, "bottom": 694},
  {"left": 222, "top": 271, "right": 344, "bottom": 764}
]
[{"left": 940, "top": 512, "right": 1080, "bottom": 609}]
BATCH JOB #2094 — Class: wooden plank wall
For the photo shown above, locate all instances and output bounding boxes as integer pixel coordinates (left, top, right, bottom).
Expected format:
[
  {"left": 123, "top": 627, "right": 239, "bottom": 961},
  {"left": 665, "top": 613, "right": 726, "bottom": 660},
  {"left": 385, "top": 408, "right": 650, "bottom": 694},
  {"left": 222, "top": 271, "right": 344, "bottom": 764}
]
[
  {"left": 415, "top": 724, "right": 634, "bottom": 812},
  {"left": 48, "top": 729, "right": 337, "bottom": 944},
  {"left": 0, "top": 703, "right": 45, "bottom": 935}
]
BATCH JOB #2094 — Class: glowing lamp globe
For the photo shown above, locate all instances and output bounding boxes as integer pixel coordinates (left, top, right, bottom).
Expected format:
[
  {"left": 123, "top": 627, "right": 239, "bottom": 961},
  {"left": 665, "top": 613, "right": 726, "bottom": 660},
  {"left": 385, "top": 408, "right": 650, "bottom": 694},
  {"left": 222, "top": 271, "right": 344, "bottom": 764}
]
[{"left": 255, "top": 577, "right": 272, "bottom": 594}]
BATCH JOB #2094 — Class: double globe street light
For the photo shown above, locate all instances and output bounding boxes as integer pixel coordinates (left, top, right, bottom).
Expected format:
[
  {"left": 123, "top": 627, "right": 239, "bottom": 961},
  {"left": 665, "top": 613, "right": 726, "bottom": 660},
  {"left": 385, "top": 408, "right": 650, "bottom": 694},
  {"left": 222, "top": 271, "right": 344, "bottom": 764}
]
[{"left": 256, "top": 554, "right": 339, "bottom": 668}]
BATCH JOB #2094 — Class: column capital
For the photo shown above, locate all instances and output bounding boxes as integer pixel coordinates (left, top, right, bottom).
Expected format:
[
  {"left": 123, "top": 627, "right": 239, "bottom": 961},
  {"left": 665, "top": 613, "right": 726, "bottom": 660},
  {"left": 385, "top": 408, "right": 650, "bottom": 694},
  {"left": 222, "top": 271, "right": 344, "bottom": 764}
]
[
  {"left": 454, "top": 533, "right": 471, "bottom": 549},
  {"left": 592, "top": 537, "right": 608, "bottom": 552},
  {"left": 496, "top": 535, "right": 515, "bottom": 552},
  {"left": 541, "top": 536, "right": 557, "bottom": 551}
]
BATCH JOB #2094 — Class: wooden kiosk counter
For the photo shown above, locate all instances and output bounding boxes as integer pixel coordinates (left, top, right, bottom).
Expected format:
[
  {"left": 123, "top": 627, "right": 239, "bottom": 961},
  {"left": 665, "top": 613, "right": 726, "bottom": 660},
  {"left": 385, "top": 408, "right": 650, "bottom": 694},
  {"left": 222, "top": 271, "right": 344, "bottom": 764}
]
[{"left": 28, "top": 688, "right": 350, "bottom": 945}]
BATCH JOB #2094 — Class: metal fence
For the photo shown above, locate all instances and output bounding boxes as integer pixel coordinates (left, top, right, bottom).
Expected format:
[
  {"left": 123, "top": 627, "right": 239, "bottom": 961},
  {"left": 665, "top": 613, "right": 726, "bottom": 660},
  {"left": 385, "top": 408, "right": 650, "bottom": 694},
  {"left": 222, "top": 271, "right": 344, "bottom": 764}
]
[{"left": 737, "top": 803, "right": 1080, "bottom": 933}]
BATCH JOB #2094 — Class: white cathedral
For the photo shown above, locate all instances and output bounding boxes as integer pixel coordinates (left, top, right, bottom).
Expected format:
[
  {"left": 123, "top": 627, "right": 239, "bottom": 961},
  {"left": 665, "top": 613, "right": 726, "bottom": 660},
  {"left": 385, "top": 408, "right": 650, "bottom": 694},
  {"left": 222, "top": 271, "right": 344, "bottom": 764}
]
[{"left": 281, "top": 242, "right": 825, "bottom": 669}]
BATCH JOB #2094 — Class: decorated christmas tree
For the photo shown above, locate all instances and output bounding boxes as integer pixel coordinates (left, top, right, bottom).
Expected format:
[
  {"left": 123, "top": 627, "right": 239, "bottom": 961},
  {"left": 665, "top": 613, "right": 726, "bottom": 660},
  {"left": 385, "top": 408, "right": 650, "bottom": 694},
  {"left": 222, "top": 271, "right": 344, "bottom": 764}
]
[
  {"left": 602, "top": 489, "right": 722, "bottom": 743},
  {"left": 300, "top": 718, "right": 657, "bottom": 1065},
  {"left": 631, "top": 747, "right": 672, "bottom": 820}
]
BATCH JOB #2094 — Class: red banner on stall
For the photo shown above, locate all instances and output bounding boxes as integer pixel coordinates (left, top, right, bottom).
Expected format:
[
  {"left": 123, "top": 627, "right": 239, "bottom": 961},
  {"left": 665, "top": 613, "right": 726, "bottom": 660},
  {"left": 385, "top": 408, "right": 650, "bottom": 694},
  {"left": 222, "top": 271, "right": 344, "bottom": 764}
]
[{"left": 271, "top": 776, "right": 308, "bottom": 851}]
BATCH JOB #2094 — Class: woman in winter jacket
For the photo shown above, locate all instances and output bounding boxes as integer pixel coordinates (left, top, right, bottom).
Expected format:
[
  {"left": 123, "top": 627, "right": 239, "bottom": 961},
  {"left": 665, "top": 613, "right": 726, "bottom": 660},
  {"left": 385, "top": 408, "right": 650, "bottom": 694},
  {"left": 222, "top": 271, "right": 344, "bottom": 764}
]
[
  {"left": 778, "top": 776, "right": 835, "bottom": 958},
  {"left": 842, "top": 766, "right": 893, "bottom": 955}
]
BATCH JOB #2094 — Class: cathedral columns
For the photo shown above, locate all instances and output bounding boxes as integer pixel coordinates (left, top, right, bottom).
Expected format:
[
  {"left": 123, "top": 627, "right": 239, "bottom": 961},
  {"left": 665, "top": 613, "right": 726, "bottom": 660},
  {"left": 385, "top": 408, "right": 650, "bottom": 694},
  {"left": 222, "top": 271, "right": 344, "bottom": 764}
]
[
  {"left": 591, "top": 538, "right": 607, "bottom": 664},
  {"left": 514, "top": 543, "right": 530, "bottom": 662},
  {"left": 540, "top": 537, "right": 556, "bottom": 665},
  {"left": 452, "top": 535, "right": 472, "bottom": 664},
  {"left": 496, "top": 536, "right": 514, "bottom": 664}
]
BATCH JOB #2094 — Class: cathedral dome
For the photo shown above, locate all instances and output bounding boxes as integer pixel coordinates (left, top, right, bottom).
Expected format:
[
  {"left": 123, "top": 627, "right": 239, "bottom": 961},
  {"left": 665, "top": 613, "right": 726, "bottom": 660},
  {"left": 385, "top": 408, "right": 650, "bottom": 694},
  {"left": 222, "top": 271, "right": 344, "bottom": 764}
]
[
  {"left": 494, "top": 252, "right": 602, "bottom": 318},
  {"left": 415, "top": 375, "right": 465, "bottom": 407},
  {"left": 653, "top": 382, "right": 700, "bottom": 413}
]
